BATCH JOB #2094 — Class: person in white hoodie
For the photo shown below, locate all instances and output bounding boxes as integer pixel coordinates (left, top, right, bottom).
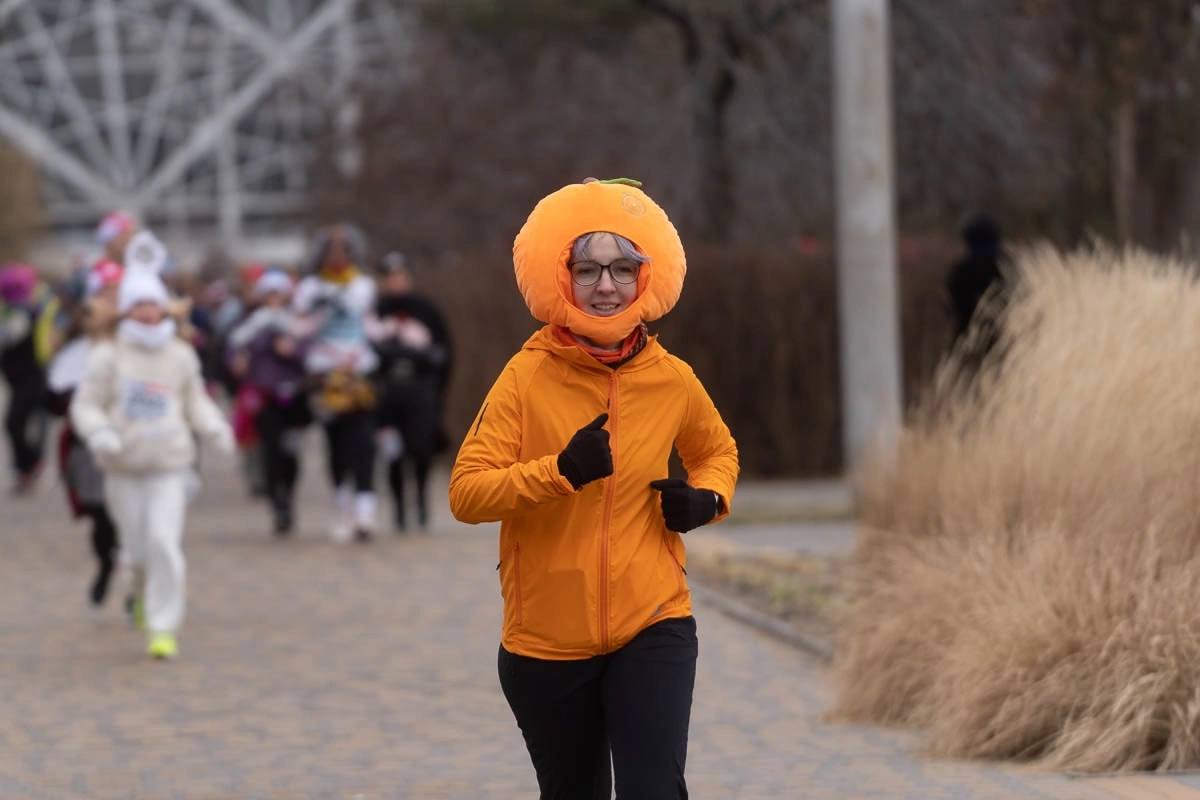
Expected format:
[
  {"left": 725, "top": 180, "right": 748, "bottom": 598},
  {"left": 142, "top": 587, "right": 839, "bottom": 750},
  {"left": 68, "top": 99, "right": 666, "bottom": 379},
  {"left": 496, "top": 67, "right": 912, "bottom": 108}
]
[{"left": 70, "top": 232, "right": 233, "bottom": 659}]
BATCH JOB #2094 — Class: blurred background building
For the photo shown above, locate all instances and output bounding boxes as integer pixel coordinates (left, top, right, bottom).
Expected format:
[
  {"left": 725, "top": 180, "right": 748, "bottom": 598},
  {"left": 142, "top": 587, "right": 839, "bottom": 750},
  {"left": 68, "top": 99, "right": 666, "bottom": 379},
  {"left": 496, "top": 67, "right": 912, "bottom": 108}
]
[{"left": 0, "top": 0, "right": 412, "bottom": 265}]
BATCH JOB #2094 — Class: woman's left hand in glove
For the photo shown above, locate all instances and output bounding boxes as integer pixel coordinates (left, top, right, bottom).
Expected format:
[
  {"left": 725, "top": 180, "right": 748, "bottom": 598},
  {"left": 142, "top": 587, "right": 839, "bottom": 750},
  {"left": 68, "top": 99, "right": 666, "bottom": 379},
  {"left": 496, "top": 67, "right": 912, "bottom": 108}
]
[{"left": 649, "top": 479, "right": 720, "bottom": 533}]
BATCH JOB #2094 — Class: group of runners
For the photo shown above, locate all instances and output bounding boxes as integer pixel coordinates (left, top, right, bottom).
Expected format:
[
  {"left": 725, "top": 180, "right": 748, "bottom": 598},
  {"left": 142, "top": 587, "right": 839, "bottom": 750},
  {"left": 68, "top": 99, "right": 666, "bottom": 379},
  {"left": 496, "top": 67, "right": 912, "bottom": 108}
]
[{"left": 0, "top": 214, "right": 452, "bottom": 658}]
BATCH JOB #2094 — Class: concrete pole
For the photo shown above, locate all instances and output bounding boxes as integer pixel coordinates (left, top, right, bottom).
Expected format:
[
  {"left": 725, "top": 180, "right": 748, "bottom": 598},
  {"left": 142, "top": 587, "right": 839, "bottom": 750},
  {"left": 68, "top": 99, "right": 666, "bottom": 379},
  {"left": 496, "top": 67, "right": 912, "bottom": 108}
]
[{"left": 831, "top": 0, "right": 903, "bottom": 471}]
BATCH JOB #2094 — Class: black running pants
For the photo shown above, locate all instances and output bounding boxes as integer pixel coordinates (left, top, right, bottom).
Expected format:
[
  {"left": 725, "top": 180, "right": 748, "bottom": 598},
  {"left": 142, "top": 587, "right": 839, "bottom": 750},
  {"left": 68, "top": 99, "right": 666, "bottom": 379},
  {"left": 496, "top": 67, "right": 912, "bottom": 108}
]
[
  {"left": 322, "top": 410, "right": 374, "bottom": 493},
  {"left": 4, "top": 379, "right": 46, "bottom": 476},
  {"left": 257, "top": 399, "right": 308, "bottom": 513},
  {"left": 498, "top": 616, "right": 697, "bottom": 800}
]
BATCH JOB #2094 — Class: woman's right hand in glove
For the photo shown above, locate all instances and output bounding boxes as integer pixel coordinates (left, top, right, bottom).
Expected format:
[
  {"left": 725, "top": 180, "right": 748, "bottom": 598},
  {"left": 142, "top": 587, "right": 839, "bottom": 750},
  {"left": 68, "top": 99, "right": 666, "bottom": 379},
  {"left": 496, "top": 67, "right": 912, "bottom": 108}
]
[{"left": 556, "top": 413, "right": 612, "bottom": 489}]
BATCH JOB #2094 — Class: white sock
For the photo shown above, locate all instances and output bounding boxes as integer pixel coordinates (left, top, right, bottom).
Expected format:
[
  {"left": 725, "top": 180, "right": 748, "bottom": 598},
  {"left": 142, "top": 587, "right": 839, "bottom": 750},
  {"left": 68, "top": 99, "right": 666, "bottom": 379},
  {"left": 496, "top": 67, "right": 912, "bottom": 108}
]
[
  {"left": 327, "top": 486, "right": 354, "bottom": 541},
  {"left": 354, "top": 492, "right": 376, "bottom": 529}
]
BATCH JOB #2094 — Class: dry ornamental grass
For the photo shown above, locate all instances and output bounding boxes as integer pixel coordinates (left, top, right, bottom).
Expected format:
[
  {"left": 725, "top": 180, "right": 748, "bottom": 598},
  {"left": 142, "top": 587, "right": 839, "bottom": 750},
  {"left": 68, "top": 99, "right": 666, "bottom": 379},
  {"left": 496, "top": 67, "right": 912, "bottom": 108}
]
[{"left": 833, "top": 245, "right": 1200, "bottom": 773}]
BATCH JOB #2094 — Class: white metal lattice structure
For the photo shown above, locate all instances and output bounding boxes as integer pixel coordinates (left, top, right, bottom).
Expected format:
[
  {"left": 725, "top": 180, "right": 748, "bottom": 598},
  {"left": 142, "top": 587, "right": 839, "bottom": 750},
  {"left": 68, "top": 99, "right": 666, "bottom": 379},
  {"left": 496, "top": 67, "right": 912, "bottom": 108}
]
[{"left": 0, "top": 0, "right": 412, "bottom": 245}]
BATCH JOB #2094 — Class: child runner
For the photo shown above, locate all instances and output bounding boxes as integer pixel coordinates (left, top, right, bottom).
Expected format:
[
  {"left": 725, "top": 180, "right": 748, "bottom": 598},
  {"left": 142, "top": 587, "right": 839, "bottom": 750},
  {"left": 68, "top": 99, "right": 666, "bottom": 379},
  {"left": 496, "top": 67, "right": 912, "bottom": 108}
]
[
  {"left": 228, "top": 269, "right": 310, "bottom": 535},
  {"left": 71, "top": 233, "right": 234, "bottom": 659},
  {"left": 45, "top": 260, "right": 124, "bottom": 608}
]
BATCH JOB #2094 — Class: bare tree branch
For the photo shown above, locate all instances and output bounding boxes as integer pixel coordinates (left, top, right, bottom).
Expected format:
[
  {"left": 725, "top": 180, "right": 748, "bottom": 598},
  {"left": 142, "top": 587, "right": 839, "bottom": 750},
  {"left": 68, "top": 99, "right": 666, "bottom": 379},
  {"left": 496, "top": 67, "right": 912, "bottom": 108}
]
[
  {"left": 748, "top": 0, "right": 820, "bottom": 33},
  {"left": 633, "top": 0, "right": 701, "bottom": 64}
]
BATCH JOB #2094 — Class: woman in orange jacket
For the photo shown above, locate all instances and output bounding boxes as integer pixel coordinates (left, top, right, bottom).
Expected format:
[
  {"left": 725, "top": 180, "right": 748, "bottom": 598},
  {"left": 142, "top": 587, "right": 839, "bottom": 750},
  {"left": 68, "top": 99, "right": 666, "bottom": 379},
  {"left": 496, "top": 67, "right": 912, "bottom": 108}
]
[{"left": 450, "top": 178, "right": 739, "bottom": 798}]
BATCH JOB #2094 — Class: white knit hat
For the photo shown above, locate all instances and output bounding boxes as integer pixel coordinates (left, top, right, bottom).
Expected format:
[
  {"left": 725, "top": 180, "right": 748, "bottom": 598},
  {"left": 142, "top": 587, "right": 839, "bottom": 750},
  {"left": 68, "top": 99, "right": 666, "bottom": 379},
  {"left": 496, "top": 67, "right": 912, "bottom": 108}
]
[{"left": 118, "top": 267, "right": 170, "bottom": 314}]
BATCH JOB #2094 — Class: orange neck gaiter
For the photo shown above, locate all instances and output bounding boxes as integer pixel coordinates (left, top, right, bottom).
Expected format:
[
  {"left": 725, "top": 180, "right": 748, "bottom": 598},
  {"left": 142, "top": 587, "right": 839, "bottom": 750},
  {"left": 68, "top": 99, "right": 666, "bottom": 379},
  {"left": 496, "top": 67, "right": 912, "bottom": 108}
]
[{"left": 554, "top": 324, "right": 648, "bottom": 367}]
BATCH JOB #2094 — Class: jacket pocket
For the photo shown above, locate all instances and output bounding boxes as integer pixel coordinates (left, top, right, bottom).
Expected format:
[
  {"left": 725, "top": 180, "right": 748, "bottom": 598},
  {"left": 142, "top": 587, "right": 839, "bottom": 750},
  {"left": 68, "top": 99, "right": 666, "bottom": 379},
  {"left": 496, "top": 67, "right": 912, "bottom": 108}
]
[{"left": 665, "top": 538, "right": 687, "bottom": 596}]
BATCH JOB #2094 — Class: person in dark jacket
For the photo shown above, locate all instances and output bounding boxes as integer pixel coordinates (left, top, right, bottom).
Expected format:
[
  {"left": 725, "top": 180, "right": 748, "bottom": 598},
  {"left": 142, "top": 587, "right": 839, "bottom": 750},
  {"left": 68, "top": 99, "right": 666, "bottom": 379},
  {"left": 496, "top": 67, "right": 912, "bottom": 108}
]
[
  {"left": 372, "top": 253, "right": 452, "bottom": 531},
  {"left": 0, "top": 264, "right": 55, "bottom": 494},
  {"left": 45, "top": 278, "right": 122, "bottom": 607},
  {"left": 228, "top": 270, "right": 310, "bottom": 535},
  {"left": 946, "top": 215, "right": 1007, "bottom": 340}
]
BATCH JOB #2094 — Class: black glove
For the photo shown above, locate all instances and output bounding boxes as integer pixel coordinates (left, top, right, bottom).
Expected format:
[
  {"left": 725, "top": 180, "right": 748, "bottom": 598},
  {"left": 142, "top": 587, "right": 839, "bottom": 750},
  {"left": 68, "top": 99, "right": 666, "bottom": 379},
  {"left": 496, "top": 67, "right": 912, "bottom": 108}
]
[
  {"left": 650, "top": 479, "right": 719, "bottom": 533},
  {"left": 557, "top": 413, "right": 612, "bottom": 489}
]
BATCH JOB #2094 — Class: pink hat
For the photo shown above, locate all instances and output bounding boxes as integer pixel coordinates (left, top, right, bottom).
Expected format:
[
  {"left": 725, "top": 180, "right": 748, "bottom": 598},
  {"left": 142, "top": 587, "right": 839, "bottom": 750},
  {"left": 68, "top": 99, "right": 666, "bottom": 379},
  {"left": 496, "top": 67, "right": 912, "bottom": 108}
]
[
  {"left": 85, "top": 259, "right": 124, "bottom": 298},
  {"left": 0, "top": 263, "right": 37, "bottom": 305},
  {"left": 95, "top": 211, "right": 137, "bottom": 246}
]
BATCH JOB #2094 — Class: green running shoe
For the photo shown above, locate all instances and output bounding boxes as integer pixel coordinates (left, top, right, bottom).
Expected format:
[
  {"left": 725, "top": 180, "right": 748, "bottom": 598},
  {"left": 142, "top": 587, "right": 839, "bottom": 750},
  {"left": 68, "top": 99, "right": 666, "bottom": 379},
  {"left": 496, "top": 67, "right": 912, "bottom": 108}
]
[
  {"left": 147, "top": 632, "right": 177, "bottom": 660},
  {"left": 125, "top": 594, "right": 145, "bottom": 630}
]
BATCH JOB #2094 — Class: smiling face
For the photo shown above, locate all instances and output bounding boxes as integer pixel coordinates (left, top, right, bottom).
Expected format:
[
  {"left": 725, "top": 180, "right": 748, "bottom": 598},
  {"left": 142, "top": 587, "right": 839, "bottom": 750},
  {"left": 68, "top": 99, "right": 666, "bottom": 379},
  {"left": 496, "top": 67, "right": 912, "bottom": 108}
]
[{"left": 570, "top": 232, "right": 639, "bottom": 318}]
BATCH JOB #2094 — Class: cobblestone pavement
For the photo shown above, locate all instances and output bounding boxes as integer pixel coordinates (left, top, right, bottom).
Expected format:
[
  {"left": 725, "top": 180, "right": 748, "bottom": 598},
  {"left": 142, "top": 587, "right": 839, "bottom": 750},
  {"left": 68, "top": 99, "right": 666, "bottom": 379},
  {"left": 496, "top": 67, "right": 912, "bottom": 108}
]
[{"left": 0, "top": 448, "right": 1194, "bottom": 798}]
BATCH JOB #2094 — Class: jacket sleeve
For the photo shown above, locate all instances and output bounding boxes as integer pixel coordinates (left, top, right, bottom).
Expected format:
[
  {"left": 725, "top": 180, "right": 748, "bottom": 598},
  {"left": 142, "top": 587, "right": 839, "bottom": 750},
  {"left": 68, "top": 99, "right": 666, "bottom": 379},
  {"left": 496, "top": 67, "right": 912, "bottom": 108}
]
[
  {"left": 181, "top": 345, "right": 231, "bottom": 442},
  {"left": 291, "top": 277, "right": 330, "bottom": 316},
  {"left": 448, "top": 359, "right": 575, "bottom": 524},
  {"left": 69, "top": 342, "right": 116, "bottom": 441},
  {"left": 676, "top": 365, "right": 739, "bottom": 523},
  {"left": 227, "top": 307, "right": 270, "bottom": 350}
]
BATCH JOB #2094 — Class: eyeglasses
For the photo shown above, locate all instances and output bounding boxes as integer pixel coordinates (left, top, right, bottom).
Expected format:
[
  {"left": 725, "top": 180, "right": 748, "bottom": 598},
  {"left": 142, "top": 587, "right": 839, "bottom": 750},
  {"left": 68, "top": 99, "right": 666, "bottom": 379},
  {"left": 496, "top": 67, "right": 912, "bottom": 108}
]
[{"left": 569, "top": 259, "right": 641, "bottom": 287}]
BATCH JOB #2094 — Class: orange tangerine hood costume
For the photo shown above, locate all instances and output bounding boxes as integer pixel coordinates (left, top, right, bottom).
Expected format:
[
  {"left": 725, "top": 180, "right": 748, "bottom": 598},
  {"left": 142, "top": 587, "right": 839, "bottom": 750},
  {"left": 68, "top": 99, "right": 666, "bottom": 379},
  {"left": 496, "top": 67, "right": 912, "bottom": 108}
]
[
  {"left": 513, "top": 179, "right": 686, "bottom": 343},
  {"left": 450, "top": 180, "right": 739, "bottom": 660}
]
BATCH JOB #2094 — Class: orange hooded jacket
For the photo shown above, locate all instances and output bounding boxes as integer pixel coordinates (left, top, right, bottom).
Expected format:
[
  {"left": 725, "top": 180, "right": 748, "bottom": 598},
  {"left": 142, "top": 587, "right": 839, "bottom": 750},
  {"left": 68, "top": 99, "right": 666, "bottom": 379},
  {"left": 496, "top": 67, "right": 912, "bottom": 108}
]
[{"left": 449, "top": 181, "right": 739, "bottom": 660}]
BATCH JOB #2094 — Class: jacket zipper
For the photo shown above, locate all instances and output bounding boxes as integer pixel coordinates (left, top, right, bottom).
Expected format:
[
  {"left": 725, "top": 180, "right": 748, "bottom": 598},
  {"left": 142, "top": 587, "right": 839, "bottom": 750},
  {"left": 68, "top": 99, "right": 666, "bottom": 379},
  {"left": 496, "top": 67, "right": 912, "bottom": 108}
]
[
  {"left": 514, "top": 542, "right": 523, "bottom": 626},
  {"left": 600, "top": 372, "right": 619, "bottom": 652}
]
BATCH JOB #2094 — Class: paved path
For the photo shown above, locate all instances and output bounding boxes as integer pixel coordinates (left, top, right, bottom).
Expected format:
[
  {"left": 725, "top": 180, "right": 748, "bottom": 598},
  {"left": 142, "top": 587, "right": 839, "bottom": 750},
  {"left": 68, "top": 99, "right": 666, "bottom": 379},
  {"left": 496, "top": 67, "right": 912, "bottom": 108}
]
[
  {"left": 0, "top": 446, "right": 1193, "bottom": 798},
  {"left": 687, "top": 518, "right": 857, "bottom": 560}
]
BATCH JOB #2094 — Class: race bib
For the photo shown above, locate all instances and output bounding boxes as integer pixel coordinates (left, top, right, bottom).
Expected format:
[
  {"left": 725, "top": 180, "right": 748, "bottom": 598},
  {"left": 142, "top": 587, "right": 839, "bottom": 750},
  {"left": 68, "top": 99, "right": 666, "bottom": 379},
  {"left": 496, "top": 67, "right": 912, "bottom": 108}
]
[{"left": 120, "top": 378, "right": 171, "bottom": 422}]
